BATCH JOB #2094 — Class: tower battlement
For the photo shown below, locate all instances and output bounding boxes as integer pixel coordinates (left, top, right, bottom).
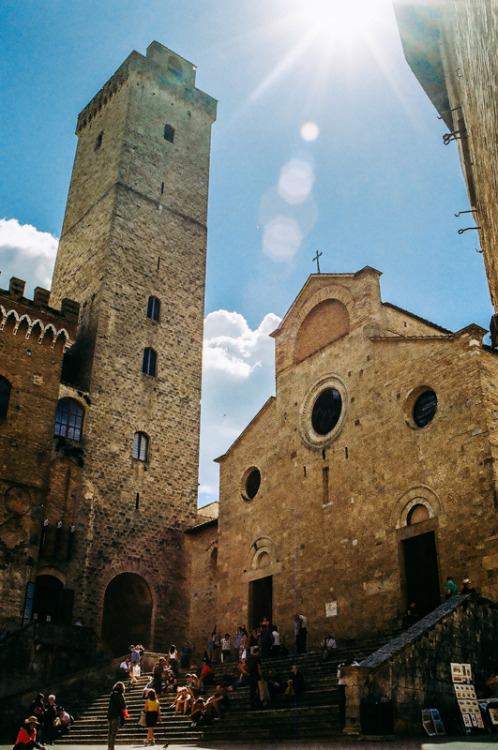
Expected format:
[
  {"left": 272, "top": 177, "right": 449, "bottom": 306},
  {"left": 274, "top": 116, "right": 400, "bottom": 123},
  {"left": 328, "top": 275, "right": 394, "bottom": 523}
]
[
  {"left": 0, "top": 276, "right": 78, "bottom": 348},
  {"left": 0, "top": 275, "right": 79, "bottom": 326},
  {"left": 76, "top": 41, "right": 216, "bottom": 135}
]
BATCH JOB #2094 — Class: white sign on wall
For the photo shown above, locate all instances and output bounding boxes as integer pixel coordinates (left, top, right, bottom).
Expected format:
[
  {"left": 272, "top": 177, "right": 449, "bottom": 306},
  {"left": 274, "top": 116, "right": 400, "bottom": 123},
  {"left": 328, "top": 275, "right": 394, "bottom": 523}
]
[{"left": 325, "top": 600, "right": 338, "bottom": 617}]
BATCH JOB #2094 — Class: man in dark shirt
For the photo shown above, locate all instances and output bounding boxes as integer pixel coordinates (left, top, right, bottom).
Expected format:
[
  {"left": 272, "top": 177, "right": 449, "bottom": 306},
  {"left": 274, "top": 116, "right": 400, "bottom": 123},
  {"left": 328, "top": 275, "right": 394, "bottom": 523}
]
[{"left": 246, "top": 646, "right": 263, "bottom": 709}]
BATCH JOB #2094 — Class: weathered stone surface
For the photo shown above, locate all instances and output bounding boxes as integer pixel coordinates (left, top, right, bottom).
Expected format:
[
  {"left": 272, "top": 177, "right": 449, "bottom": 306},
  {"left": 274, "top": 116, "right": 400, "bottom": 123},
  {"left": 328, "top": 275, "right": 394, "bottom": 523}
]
[{"left": 395, "top": 0, "right": 498, "bottom": 311}]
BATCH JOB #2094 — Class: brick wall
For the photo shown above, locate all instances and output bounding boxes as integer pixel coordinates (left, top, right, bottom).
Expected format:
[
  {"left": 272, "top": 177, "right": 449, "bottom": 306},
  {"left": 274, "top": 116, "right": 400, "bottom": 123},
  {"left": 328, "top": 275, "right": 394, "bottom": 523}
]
[{"left": 0, "top": 281, "right": 78, "bottom": 627}]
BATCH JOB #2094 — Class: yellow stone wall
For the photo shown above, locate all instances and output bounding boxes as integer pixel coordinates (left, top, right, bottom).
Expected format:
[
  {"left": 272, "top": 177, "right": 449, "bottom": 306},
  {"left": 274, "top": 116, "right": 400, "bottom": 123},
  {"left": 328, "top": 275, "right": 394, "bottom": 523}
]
[{"left": 211, "top": 269, "right": 498, "bottom": 649}]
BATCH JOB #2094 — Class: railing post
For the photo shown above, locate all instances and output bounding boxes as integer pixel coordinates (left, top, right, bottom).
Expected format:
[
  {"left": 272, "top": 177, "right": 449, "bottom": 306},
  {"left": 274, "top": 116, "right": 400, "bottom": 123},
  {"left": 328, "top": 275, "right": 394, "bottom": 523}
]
[{"left": 342, "top": 665, "right": 371, "bottom": 735}]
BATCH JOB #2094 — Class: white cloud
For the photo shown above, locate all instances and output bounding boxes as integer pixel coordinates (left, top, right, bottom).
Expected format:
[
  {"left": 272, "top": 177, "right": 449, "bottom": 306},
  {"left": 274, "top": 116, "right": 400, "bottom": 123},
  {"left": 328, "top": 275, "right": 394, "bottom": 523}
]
[
  {"left": 203, "top": 309, "right": 280, "bottom": 377},
  {"left": 199, "top": 309, "right": 281, "bottom": 506},
  {"left": 0, "top": 218, "right": 58, "bottom": 293}
]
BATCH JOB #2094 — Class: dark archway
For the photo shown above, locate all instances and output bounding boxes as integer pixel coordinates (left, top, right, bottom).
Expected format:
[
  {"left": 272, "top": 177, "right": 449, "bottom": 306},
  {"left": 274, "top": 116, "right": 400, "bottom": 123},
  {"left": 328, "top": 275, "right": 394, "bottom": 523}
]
[
  {"left": 102, "top": 573, "right": 153, "bottom": 656},
  {"left": 402, "top": 531, "right": 440, "bottom": 616},
  {"left": 32, "top": 575, "right": 65, "bottom": 623},
  {"left": 248, "top": 576, "right": 272, "bottom": 630}
]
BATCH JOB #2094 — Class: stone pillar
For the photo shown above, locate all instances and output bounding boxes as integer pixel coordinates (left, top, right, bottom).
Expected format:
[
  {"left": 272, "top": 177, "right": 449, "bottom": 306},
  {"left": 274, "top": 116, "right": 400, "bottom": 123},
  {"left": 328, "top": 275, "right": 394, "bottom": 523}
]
[{"left": 343, "top": 665, "right": 371, "bottom": 736}]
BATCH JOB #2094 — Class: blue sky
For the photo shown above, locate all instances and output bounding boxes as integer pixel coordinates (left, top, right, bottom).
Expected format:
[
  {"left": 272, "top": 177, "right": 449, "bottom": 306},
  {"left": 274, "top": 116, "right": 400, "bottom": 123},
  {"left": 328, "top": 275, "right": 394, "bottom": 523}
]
[{"left": 0, "top": 0, "right": 492, "bottom": 506}]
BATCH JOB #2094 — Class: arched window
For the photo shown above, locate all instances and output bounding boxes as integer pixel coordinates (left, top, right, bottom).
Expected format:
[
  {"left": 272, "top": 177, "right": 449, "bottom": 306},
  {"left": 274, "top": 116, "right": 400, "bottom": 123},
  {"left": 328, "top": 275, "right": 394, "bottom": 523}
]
[
  {"left": 0, "top": 377, "right": 11, "bottom": 418},
  {"left": 142, "top": 348, "right": 157, "bottom": 377},
  {"left": 54, "top": 398, "right": 84, "bottom": 441},
  {"left": 133, "top": 432, "right": 149, "bottom": 461},
  {"left": 163, "top": 124, "right": 175, "bottom": 143},
  {"left": 147, "top": 296, "right": 160, "bottom": 322}
]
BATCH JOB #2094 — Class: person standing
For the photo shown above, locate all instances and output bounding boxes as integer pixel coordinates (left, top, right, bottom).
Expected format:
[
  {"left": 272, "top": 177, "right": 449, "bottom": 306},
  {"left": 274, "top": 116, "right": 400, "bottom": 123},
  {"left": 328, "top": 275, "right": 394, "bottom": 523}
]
[
  {"left": 321, "top": 633, "right": 337, "bottom": 661},
  {"left": 107, "top": 681, "right": 126, "bottom": 750},
  {"left": 445, "top": 576, "right": 459, "bottom": 599},
  {"left": 180, "top": 642, "right": 192, "bottom": 670},
  {"left": 260, "top": 622, "right": 272, "bottom": 659},
  {"left": 152, "top": 657, "right": 166, "bottom": 696},
  {"left": 42, "top": 696, "right": 58, "bottom": 746},
  {"left": 271, "top": 624, "right": 281, "bottom": 657},
  {"left": 246, "top": 645, "right": 263, "bottom": 709},
  {"left": 130, "top": 645, "right": 141, "bottom": 684},
  {"left": 221, "top": 633, "right": 231, "bottom": 663},
  {"left": 168, "top": 645, "right": 179, "bottom": 676},
  {"left": 294, "top": 612, "right": 308, "bottom": 654},
  {"left": 233, "top": 627, "right": 242, "bottom": 662},
  {"left": 144, "top": 688, "right": 161, "bottom": 746},
  {"left": 29, "top": 695, "right": 45, "bottom": 743}
]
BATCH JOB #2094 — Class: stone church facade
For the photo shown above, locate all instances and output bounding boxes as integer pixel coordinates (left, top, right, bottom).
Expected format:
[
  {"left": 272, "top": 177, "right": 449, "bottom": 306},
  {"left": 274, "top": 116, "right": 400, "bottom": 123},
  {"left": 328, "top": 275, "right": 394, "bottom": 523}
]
[{"left": 205, "top": 268, "right": 498, "bottom": 646}]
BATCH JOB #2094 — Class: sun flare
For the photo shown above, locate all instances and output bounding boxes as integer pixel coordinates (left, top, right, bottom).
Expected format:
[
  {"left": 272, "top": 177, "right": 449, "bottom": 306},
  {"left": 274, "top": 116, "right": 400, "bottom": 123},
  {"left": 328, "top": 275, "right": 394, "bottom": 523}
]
[{"left": 297, "top": 0, "right": 389, "bottom": 40}]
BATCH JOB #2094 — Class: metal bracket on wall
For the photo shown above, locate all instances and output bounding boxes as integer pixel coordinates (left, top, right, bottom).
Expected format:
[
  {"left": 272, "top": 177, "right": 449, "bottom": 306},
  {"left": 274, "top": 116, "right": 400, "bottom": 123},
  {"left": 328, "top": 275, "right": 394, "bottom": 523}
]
[
  {"left": 437, "top": 105, "right": 462, "bottom": 121},
  {"left": 443, "top": 130, "right": 466, "bottom": 145},
  {"left": 457, "top": 226, "right": 481, "bottom": 235}
]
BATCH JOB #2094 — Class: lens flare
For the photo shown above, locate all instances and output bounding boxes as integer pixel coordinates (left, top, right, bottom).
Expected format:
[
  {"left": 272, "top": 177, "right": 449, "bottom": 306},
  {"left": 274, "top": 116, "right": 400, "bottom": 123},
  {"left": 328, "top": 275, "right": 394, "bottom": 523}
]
[{"left": 301, "top": 122, "right": 320, "bottom": 142}]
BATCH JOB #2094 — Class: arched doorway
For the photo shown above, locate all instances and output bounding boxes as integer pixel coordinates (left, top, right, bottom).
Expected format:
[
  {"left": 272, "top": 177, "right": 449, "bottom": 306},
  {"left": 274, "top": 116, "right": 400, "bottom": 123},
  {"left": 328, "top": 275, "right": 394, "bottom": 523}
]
[
  {"left": 401, "top": 504, "right": 440, "bottom": 616},
  {"left": 32, "top": 575, "right": 64, "bottom": 623},
  {"left": 102, "top": 573, "right": 153, "bottom": 655}
]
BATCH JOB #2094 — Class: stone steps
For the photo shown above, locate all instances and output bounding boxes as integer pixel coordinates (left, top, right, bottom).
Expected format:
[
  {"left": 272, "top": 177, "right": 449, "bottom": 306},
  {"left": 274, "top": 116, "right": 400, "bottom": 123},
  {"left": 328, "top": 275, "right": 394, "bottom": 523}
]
[{"left": 57, "top": 635, "right": 393, "bottom": 744}]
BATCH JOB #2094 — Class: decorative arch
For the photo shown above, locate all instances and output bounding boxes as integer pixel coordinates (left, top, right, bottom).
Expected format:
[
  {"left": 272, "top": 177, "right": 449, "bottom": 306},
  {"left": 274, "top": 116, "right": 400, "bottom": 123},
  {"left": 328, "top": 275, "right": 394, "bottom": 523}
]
[
  {"left": 392, "top": 485, "right": 442, "bottom": 530},
  {"left": 296, "top": 283, "right": 355, "bottom": 327},
  {"left": 296, "top": 298, "right": 350, "bottom": 362},
  {"left": 0, "top": 307, "right": 71, "bottom": 348},
  {"left": 248, "top": 536, "right": 278, "bottom": 571}
]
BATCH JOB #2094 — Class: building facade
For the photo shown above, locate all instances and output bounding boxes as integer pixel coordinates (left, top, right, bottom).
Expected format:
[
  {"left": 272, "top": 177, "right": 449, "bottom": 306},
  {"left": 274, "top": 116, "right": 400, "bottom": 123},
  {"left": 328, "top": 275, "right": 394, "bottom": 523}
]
[
  {"left": 207, "top": 269, "right": 498, "bottom": 647},
  {"left": 395, "top": 0, "right": 498, "bottom": 312}
]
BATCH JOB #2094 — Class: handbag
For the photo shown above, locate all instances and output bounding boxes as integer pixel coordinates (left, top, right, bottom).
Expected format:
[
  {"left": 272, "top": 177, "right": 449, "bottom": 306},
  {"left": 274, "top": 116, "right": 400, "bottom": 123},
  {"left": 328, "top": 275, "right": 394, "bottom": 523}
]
[
  {"left": 138, "top": 710, "right": 147, "bottom": 728},
  {"left": 258, "top": 679, "right": 270, "bottom": 703},
  {"left": 132, "top": 664, "right": 141, "bottom": 678}
]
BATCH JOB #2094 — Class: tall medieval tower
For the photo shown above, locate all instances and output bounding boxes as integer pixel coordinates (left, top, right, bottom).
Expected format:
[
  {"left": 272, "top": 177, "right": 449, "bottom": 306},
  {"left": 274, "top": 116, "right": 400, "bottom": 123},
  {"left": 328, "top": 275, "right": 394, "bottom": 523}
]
[{"left": 49, "top": 42, "right": 217, "bottom": 653}]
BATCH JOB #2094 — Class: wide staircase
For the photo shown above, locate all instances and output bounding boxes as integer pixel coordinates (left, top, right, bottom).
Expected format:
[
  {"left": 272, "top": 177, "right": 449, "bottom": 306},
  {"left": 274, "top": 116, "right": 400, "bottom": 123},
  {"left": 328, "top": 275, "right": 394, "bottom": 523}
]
[{"left": 57, "top": 637, "right": 392, "bottom": 745}]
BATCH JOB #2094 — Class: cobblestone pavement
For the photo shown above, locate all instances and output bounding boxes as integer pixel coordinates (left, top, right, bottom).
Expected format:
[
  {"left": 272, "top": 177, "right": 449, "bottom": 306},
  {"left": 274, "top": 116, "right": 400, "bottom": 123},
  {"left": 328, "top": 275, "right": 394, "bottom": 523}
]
[{"left": 2, "top": 737, "right": 496, "bottom": 750}]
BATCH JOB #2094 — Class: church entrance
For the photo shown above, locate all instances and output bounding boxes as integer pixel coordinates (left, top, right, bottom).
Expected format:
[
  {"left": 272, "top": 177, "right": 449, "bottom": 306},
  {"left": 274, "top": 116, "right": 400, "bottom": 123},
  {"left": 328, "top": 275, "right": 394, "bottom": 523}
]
[
  {"left": 102, "top": 573, "right": 152, "bottom": 656},
  {"left": 248, "top": 576, "right": 272, "bottom": 629},
  {"left": 402, "top": 531, "right": 440, "bottom": 616}
]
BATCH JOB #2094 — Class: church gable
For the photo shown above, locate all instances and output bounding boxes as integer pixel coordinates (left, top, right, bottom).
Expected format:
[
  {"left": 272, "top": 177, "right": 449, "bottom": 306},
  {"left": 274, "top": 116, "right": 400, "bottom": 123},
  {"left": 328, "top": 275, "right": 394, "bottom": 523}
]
[{"left": 272, "top": 267, "right": 384, "bottom": 374}]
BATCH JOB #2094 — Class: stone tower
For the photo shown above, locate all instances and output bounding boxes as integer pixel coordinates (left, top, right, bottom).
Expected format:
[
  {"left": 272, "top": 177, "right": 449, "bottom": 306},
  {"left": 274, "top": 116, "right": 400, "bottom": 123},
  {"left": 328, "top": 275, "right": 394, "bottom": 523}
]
[{"left": 49, "top": 42, "right": 217, "bottom": 652}]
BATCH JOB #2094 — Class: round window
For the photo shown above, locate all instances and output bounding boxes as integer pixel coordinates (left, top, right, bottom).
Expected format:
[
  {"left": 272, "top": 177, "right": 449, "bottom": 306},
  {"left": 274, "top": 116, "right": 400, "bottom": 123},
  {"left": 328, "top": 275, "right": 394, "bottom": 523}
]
[
  {"left": 242, "top": 468, "right": 261, "bottom": 501},
  {"left": 311, "top": 388, "right": 342, "bottom": 435},
  {"left": 413, "top": 389, "right": 437, "bottom": 428},
  {"left": 299, "top": 375, "right": 348, "bottom": 449}
]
